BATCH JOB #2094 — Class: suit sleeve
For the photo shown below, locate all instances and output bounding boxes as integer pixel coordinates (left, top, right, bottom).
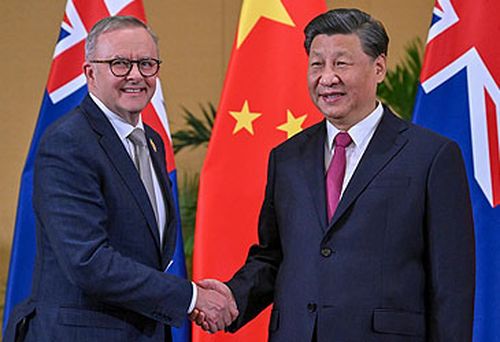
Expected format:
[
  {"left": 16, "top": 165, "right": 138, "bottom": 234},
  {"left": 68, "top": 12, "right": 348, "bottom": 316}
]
[
  {"left": 33, "top": 126, "right": 192, "bottom": 327},
  {"left": 425, "top": 140, "right": 475, "bottom": 341},
  {"left": 226, "top": 149, "right": 283, "bottom": 331}
]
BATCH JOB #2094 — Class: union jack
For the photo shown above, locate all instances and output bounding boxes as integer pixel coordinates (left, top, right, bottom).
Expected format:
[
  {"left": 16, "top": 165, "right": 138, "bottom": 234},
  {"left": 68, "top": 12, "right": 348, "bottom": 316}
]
[
  {"left": 413, "top": 1, "right": 500, "bottom": 340},
  {"left": 418, "top": 0, "right": 499, "bottom": 207}
]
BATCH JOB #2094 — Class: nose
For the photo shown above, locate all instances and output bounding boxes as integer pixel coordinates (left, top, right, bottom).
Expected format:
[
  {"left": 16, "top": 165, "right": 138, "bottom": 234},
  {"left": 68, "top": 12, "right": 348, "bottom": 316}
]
[
  {"left": 126, "top": 62, "right": 143, "bottom": 79},
  {"left": 318, "top": 67, "right": 340, "bottom": 86}
]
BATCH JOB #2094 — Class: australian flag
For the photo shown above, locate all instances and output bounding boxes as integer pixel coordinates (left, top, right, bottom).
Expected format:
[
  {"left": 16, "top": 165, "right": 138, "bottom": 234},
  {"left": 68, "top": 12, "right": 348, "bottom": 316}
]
[
  {"left": 413, "top": 0, "right": 500, "bottom": 340},
  {"left": 2, "top": 1, "right": 190, "bottom": 341}
]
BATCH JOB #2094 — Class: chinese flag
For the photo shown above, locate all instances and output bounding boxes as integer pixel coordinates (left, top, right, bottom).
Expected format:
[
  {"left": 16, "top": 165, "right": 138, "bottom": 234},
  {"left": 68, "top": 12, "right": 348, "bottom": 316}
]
[{"left": 193, "top": 0, "right": 326, "bottom": 341}]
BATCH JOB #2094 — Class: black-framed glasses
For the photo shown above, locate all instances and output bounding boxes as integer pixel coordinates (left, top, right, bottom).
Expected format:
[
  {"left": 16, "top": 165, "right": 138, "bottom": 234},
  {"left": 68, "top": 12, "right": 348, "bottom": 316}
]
[{"left": 89, "top": 58, "right": 162, "bottom": 77}]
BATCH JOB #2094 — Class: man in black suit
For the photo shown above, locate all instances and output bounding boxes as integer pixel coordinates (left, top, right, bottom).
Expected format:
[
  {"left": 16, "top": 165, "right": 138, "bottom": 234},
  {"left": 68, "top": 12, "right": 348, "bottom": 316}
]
[
  {"left": 5, "top": 16, "right": 236, "bottom": 342},
  {"left": 194, "top": 8, "right": 475, "bottom": 342}
]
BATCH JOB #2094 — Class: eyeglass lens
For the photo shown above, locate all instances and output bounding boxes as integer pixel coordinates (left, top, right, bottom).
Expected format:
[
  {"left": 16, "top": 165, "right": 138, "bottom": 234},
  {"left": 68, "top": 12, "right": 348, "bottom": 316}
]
[{"left": 111, "top": 59, "right": 159, "bottom": 77}]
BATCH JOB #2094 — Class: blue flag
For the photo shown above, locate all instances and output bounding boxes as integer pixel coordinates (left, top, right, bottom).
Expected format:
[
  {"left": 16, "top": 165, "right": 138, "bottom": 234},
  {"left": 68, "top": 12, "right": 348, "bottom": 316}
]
[
  {"left": 413, "top": 1, "right": 499, "bottom": 341},
  {"left": 3, "top": 1, "right": 190, "bottom": 341}
]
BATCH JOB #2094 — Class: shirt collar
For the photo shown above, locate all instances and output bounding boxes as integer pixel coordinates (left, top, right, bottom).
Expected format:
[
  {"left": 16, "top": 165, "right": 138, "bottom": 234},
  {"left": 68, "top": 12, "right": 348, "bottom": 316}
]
[
  {"left": 89, "top": 93, "right": 145, "bottom": 140},
  {"left": 326, "top": 101, "right": 384, "bottom": 151}
]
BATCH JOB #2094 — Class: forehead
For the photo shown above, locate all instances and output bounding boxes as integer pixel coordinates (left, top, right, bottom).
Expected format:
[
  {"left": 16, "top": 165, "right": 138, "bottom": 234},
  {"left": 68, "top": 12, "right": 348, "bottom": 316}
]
[
  {"left": 94, "top": 27, "right": 158, "bottom": 57},
  {"left": 309, "top": 33, "right": 364, "bottom": 57}
]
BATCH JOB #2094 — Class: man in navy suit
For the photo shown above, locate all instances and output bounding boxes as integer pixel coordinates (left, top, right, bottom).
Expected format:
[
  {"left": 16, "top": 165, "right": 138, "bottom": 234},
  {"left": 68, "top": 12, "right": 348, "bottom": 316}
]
[
  {"left": 194, "top": 8, "right": 475, "bottom": 341},
  {"left": 5, "top": 16, "right": 236, "bottom": 342}
]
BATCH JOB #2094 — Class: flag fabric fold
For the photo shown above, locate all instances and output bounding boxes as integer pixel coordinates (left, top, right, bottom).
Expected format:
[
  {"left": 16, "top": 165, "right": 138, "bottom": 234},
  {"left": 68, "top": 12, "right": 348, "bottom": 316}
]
[
  {"left": 193, "top": 1, "right": 327, "bottom": 341},
  {"left": 412, "top": 1, "right": 499, "bottom": 341},
  {"left": 3, "top": 1, "right": 190, "bottom": 341}
]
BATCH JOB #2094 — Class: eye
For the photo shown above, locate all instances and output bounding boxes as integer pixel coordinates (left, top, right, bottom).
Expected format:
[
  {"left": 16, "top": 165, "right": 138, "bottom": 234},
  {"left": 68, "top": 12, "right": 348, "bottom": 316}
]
[
  {"left": 335, "top": 60, "right": 352, "bottom": 68},
  {"left": 140, "top": 59, "right": 156, "bottom": 69},
  {"left": 111, "top": 59, "right": 131, "bottom": 69}
]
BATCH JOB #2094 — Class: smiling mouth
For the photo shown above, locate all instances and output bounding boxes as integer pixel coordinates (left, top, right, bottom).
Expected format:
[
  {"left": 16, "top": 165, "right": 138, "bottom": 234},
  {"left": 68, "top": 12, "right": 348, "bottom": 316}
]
[
  {"left": 122, "top": 88, "right": 145, "bottom": 94},
  {"left": 320, "top": 93, "right": 345, "bottom": 103}
]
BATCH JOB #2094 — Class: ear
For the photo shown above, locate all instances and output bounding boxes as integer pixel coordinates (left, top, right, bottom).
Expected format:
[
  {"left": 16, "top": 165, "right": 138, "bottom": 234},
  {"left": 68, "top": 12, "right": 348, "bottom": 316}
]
[
  {"left": 374, "top": 54, "right": 387, "bottom": 83},
  {"left": 83, "top": 62, "right": 95, "bottom": 82}
]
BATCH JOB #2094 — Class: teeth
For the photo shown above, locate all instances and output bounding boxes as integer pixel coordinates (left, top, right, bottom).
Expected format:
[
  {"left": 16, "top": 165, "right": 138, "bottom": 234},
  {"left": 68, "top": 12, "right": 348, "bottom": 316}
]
[
  {"left": 324, "top": 94, "right": 341, "bottom": 100},
  {"left": 123, "top": 89, "right": 141, "bottom": 93}
]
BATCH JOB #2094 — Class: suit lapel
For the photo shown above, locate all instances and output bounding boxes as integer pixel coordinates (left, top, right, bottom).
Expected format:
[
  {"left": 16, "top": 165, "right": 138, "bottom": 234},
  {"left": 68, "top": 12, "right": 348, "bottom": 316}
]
[
  {"left": 81, "top": 96, "right": 162, "bottom": 251},
  {"left": 329, "top": 108, "right": 409, "bottom": 229},
  {"left": 299, "top": 121, "right": 329, "bottom": 232}
]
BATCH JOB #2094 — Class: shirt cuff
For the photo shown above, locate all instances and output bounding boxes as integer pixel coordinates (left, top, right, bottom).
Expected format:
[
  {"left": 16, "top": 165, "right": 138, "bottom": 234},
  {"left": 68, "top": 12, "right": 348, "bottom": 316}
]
[{"left": 187, "top": 282, "right": 197, "bottom": 314}]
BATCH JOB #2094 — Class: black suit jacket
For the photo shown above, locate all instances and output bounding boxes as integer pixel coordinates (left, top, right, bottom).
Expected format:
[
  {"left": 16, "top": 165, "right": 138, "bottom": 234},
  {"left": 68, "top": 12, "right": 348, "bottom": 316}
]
[{"left": 227, "top": 107, "right": 475, "bottom": 341}]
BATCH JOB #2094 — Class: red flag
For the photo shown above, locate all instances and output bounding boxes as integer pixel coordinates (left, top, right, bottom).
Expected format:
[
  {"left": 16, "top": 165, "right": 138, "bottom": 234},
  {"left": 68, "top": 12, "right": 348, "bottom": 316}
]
[{"left": 193, "top": 1, "right": 326, "bottom": 341}]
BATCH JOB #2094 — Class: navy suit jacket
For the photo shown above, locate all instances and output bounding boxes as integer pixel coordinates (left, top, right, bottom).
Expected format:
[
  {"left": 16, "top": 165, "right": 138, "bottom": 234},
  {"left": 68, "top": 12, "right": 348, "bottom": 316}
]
[
  {"left": 227, "top": 107, "right": 475, "bottom": 342},
  {"left": 5, "top": 95, "right": 192, "bottom": 342}
]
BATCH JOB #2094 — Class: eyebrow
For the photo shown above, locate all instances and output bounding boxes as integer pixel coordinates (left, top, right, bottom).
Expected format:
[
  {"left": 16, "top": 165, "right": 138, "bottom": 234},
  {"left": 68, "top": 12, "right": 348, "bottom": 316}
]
[
  {"left": 309, "top": 50, "right": 351, "bottom": 58},
  {"left": 107, "top": 55, "right": 157, "bottom": 60}
]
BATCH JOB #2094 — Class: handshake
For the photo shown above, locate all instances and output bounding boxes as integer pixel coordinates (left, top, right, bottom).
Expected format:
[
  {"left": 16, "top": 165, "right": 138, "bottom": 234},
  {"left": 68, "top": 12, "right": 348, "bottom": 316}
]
[{"left": 191, "top": 279, "right": 239, "bottom": 333}]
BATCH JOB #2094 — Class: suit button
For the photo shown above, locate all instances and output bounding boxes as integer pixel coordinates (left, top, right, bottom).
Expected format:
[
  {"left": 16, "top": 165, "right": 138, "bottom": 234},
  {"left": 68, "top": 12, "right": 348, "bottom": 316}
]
[
  {"left": 307, "top": 303, "right": 317, "bottom": 312},
  {"left": 321, "top": 247, "right": 333, "bottom": 257}
]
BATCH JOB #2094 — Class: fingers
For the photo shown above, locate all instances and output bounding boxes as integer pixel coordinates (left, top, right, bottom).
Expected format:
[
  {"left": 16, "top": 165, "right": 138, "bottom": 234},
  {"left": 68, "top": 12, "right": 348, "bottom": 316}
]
[
  {"left": 191, "top": 310, "right": 211, "bottom": 332},
  {"left": 193, "top": 281, "right": 239, "bottom": 334},
  {"left": 194, "top": 286, "right": 225, "bottom": 333},
  {"left": 189, "top": 308, "right": 204, "bottom": 325},
  {"left": 228, "top": 299, "right": 239, "bottom": 322},
  {"left": 199, "top": 279, "right": 239, "bottom": 324}
]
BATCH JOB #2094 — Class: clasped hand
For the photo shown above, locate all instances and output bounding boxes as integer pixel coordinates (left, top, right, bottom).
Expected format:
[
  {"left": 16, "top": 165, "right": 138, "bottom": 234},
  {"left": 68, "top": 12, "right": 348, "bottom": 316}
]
[{"left": 190, "top": 279, "right": 239, "bottom": 333}]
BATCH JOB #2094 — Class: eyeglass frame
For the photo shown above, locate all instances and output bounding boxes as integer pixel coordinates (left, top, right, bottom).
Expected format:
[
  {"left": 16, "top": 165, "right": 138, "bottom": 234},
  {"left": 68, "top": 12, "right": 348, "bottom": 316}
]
[{"left": 89, "top": 58, "right": 162, "bottom": 78}]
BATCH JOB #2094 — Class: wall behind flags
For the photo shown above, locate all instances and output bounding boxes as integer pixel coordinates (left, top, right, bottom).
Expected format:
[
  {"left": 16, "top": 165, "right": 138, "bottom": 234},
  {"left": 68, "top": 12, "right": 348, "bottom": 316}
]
[{"left": 0, "top": 0, "right": 434, "bottom": 325}]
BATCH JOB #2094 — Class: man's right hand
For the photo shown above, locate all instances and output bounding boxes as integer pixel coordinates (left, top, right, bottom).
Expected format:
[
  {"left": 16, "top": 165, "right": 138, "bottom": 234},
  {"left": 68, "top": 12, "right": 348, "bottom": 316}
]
[{"left": 191, "top": 279, "right": 239, "bottom": 333}]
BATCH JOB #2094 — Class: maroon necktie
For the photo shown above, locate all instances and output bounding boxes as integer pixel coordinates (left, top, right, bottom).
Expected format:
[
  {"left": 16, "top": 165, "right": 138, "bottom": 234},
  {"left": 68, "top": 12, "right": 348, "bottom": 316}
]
[{"left": 326, "top": 132, "right": 352, "bottom": 221}]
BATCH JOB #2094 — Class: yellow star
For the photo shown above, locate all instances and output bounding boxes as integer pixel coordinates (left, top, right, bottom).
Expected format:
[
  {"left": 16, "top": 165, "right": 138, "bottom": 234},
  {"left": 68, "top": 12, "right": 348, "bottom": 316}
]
[
  {"left": 229, "top": 100, "right": 262, "bottom": 135},
  {"left": 237, "top": 0, "right": 295, "bottom": 49},
  {"left": 277, "top": 110, "right": 307, "bottom": 139}
]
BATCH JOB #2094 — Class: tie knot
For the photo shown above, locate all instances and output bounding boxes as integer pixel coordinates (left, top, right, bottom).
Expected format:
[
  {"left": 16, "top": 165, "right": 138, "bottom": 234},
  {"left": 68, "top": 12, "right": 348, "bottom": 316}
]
[
  {"left": 128, "top": 128, "right": 147, "bottom": 147},
  {"left": 335, "top": 132, "right": 352, "bottom": 148}
]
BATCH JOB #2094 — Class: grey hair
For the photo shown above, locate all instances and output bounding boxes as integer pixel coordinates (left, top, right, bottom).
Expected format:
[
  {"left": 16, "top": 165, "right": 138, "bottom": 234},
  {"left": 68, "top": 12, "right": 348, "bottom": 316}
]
[
  {"left": 85, "top": 16, "right": 159, "bottom": 60},
  {"left": 304, "top": 8, "right": 389, "bottom": 59}
]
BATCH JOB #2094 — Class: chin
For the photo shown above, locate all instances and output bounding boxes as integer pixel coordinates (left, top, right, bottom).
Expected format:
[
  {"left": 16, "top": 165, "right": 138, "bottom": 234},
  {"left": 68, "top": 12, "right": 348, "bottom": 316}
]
[
  {"left": 319, "top": 107, "right": 342, "bottom": 119},
  {"left": 324, "top": 111, "right": 348, "bottom": 122},
  {"left": 123, "top": 101, "right": 149, "bottom": 111}
]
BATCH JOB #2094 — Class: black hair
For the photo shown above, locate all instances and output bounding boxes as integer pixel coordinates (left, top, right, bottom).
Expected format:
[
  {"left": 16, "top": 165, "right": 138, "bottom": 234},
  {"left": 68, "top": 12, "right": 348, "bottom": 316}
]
[{"left": 304, "top": 8, "right": 389, "bottom": 59}]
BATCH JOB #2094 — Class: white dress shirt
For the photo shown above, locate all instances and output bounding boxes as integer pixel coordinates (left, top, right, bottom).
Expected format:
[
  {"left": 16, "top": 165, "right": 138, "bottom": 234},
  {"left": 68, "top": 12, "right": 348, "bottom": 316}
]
[
  {"left": 89, "top": 94, "right": 197, "bottom": 313},
  {"left": 325, "top": 102, "right": 384, "bottom": 197}
]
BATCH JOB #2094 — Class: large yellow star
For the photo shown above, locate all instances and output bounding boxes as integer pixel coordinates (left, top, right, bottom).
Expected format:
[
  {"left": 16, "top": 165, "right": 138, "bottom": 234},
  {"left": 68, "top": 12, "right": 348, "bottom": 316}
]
[
  {"left": 237, "top": 0, "right": 295, "bottom": 49},
  {"left": 277, "top": 110, "right": 307, "bottom": 139},
  {"left": 229, "top": 100, "right": 262, "bottom": 135}
]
